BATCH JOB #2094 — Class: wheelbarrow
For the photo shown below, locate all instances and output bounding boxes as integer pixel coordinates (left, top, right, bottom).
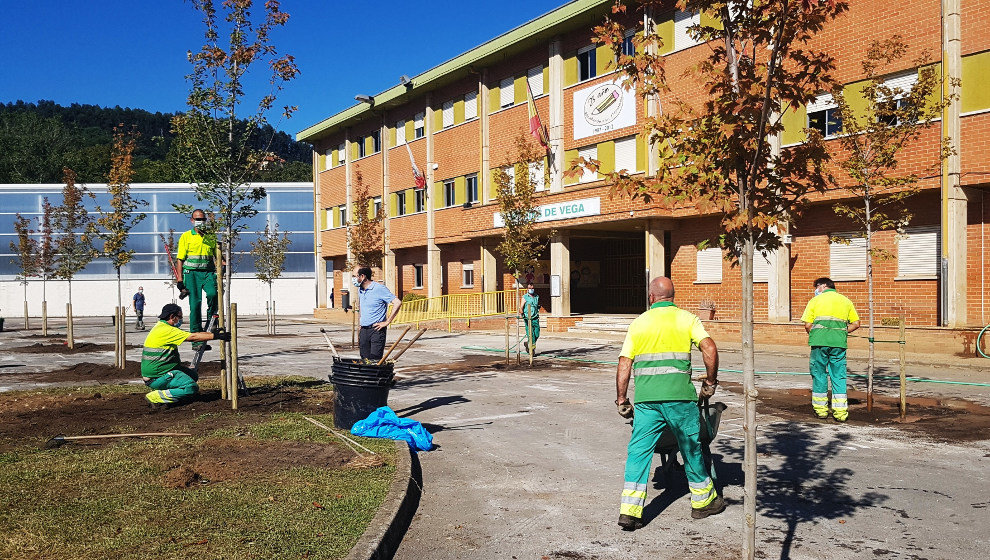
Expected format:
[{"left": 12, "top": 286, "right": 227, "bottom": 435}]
[{"left": 654, "top": 398, "right": 727, "bottom": 484}]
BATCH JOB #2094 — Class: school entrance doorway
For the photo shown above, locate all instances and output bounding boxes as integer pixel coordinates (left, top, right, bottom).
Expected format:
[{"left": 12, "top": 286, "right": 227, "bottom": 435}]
[{"left": 569, "top": 233, "right": 646, "bottom": 314}]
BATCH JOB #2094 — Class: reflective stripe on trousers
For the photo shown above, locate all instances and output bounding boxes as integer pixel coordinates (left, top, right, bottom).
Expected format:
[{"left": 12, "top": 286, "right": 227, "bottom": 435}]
[{"left": 620, "top": 482, "right": 647, "bottom": 517}]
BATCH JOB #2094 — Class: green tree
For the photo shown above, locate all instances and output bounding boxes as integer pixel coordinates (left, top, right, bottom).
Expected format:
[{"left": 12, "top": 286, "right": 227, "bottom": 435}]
[
  {"left": 250, "top": 222, "right": 290, "bottom": 334},
  {"left": 587, "top": 2, "right": 847, "bottom": 556},
  {"left": 346, "top": 169, "right": 384, "bottom": 270},
  {"left": 830, "top": 36, "right": 955, "bottom": 407},
  {"left": 495, "top": 134, "right": 550, "bottom": 282},
  {"left": 36, "top": 198, "right": 58, "bottom": 335},
  {"left": 9, "top": 214, "right": 40, "bottom": 328},
  {"left": 53, "top": 167, "right": 96, "bottom": 349}
]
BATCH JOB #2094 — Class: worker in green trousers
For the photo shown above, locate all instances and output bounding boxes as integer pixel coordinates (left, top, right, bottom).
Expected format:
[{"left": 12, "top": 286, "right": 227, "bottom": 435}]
[
  {"left": 519, "top": 281, "right": 540, "bottom": 354},
  {"left": 801, "top": 277, "right": 861, "bottom": 422},
  {"left": 176, "top": 209, "right": 218, "bottom": 343}
]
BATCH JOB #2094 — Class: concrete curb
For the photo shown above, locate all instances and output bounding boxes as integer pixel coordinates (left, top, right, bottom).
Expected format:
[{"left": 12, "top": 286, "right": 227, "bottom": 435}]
[{"left": 344, "top": 441, "right": 423, "bottom": 560}]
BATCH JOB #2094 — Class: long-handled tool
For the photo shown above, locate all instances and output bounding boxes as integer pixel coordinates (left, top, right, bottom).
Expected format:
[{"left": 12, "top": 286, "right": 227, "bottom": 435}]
[
  {"left": 303, "top": 416, "right": 376, "bottom": 457},
  {"left": 377, "top": 325, "right": 411, "bottom": 365},
  {"left": 190, "top": 314, "right": 218, "bottom": 372},
  {"left": 388, "top": 328, "right": 427, "bottom": 363},
  {"left": 160, "top": 235, "right": 190, "bottom": 300},
  {"left": 319, "top": 328, "right": 340, "bottom": 358},
  {"left": 45, "top": 432, "right": 191, "bottom": 449}
]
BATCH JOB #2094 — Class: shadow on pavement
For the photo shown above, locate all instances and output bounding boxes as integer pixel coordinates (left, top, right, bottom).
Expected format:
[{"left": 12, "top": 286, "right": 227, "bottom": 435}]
[{"left": 394, "top": 395, "right": 470, "bottom": 417}]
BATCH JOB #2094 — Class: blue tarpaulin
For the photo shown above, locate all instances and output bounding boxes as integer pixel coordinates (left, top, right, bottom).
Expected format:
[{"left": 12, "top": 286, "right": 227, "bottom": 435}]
[{"left": 350, "top": 406, "right": 434, "bottom": 452}]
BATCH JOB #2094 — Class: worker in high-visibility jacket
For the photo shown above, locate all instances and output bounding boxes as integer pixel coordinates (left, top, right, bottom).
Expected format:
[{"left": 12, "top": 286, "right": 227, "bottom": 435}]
[
  {"left": 801, "top": 277, "right": 860, "bottom": 421},
  {"left": 615, "top": 277, "right": 725, "bottom": 531},
  {"left": 142, "top": 303, "right": 229, "bottom": 407},
  {"left": 176, "top": 209, "right": 218, "bottom": 340}
]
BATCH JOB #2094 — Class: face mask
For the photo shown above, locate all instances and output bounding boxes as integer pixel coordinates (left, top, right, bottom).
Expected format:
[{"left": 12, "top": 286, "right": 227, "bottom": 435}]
[
  {"left": 814, "top": 287, "right": 823, "bottom": 296},
  {"left": 193, "top": 219, "right": 206, "bottom": 227},
  {"left": 527, "top": 289, "right": 535, "bottom": 295},
  {"left": 352, "top": 276, "right": 360, "bottom": 287},
  {"left": 175, "top": 318, "right": 183, "bottom": 328},
  {"left": 138, "top": 290, "right": 143, "bottom": 293}
]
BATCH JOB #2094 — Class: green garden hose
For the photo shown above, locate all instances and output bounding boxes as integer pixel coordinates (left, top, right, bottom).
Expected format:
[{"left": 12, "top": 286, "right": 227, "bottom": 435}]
[{"left": 978, "top": 324, "right": 990, "bottom": 359}]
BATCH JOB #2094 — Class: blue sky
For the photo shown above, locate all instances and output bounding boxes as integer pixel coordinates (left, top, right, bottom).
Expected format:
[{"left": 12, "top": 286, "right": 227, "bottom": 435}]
[{"left": 0, "top": 0, "right": 568, "bottom": 139}]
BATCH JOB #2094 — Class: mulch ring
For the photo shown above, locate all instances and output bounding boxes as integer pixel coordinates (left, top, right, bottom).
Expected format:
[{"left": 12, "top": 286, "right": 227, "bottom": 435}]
[
  {"left": 0, "top": 382, "right": 333, "bottom": 452},
  {"left": 159, "top": 438, "right": 353, "bottom": 489},
  {"left": 722, "top": 381, "right": 990, "bottom": 443}
]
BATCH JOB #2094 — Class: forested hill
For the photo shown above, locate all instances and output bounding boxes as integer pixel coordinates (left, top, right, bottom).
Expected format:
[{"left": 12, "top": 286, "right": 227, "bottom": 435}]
[{"left": 0, "top": 100, "right": 313, "bottom": 184}]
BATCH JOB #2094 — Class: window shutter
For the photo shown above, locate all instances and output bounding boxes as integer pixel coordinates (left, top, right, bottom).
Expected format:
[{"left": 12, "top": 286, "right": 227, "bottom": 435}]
[
  {"left": 338, "top": 143, "right": 346, "bottom": 165},
  {"left": 897, "top": 226, "right": 939, "bottom": 279},
  {"left": 614, "top": 135, "right": 637, "bottom": 173},
  {"left": 442, "top": 100, "right": 454, "bottom": 128},
  {"left": 673, "top": 11, "right": 701, "bottom": 51},
  {"left": 807, "top": 92, "right": 836, "bottom": 113},
  {"left": 884, "top": 72, "right": 918, "bottom": 99},
  {"left": 433, "top": 181, "right": 444, "bottom": 209},
  {"left": 527, "top": 66, "right": 544, "bottom": 96},
  {"left": 320, "top": 209, "right": 328, "bottom": 230},
  {"left": 696, "top": 247, "right": 722, "bottom": 283},
  {"left": 500, "top": 77, "right": 514, "bottom": 107},
  {"left": 829, "top": 234, "right": 867, "bottom": 281},
  {"left": 464, "top": 91, "right": 477, "bottom": 119},
  {"left": 455, "top": 176, "right": 467, "bottom": 205},
  {"left": 389, "top": 193, "right": 398, "bottom": 218},
  {"left": 753, "top": 251, "right": 772, "bottom": 283},
  {"left": 577, "top": 145, "right": 598, "bottom": 182},
  {"left": 395, "top": 121, "right": 405, "bottom": 145}
]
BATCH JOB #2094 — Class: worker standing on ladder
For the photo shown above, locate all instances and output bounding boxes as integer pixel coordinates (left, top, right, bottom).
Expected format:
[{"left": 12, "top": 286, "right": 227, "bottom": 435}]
[
  {"left": 176, "top": 209, "right": 218, "bottom": 346},
  {"left": 519, "top": 281, "right": 540, "bottom": 355},
  {"left": 615, "top": 277, "right": 724, "bottom": 530}
]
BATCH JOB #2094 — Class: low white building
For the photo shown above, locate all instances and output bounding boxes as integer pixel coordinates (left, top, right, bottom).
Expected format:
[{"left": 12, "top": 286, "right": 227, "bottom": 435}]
[{"left": 0, "top": 182, "right": 318, "bottom": 318}]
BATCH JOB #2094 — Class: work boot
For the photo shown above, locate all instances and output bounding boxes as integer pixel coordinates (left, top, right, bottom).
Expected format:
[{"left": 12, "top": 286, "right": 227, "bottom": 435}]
[
  {"left": 617, "top": 514, "right": 644, "bottom": 531},
  {"left": 145, "top": 392, "right": 171, "bottom": 411},
  {"left": 832, "top": 409, "right": 848, "bottom": 422},
  {"left": 813, "top": 407, "right": 828, "bottom": 420},
  {"left": 691, "top": 495, "right": 726, "bottom": 519}
]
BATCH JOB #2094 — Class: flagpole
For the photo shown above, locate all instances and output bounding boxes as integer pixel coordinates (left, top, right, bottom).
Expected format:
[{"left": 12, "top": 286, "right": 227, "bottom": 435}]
[{"left": 525, "top": 79, "right": 550, "bottom": 151}]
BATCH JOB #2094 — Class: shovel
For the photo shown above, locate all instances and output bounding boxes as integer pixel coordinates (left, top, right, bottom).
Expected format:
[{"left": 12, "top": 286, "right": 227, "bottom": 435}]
[{"left": 45, "top": 432, "right": 191, "bottom": 449}]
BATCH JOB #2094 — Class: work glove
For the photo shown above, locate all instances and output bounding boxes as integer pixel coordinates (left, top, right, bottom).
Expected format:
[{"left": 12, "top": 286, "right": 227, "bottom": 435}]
[
  {"left": 177, "top": 281, "right": 190, "bottom": 300},
  {"left": 212, "top": 328, "right": 231, "bottom": 342},
  {"left": 616, "top": 399, "right": 634, "bottom": 419},
  {"left": 700, "top": 380, "right": 718, "bottom": 399}
]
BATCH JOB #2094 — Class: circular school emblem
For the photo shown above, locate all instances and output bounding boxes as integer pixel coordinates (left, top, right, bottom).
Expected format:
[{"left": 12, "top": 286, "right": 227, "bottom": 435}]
[{"left": 582, "top": 82, "right": 624, "bottom": 127}]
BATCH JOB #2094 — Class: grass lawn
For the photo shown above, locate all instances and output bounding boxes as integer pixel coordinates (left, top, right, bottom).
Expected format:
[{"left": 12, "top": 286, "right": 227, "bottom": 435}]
[{"left": 0, "top": 378, "right": 396, "bottom": 559}]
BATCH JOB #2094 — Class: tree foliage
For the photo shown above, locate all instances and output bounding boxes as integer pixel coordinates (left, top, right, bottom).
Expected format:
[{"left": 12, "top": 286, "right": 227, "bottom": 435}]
[
  {"left": 92, "top": 126, "right": 147, "bottom": 280},
  {"left": 52, "top": 168, "right": 95, "bottom": 291},
  {"left": 346, "top": 169, "right": 384, "bottom": 269},
  {"left": 9, "top": 214, "right": 40, "bottom": 282},
  {"left": 495, "top": 134, "right": 550, "bottom": 277},
  {"left": 250, "top": 221, "right": 291, "bottom": 286}
]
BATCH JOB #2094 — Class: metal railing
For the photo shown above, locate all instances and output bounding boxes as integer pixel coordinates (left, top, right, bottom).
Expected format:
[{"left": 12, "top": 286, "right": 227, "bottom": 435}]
[{"left": 392, "top": 289, "right": 521, "bottom": 329}]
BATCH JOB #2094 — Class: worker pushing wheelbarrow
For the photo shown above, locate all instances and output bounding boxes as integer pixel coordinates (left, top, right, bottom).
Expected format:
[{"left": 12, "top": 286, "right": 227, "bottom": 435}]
[{"left": 614, "top": 277, "right": 727, "bottom": 531}]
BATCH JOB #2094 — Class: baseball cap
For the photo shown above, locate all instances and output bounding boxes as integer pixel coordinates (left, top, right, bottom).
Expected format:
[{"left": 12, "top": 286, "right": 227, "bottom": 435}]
[{"left": 158, "top": 303, "right": 183, "bottom": 320}]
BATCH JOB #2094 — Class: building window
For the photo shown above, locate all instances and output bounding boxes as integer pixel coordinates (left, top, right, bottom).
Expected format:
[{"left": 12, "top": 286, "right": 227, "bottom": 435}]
[
  {"left": 414, "top": 112, "right": 425, "bottom": 138},
  {"left": 529, "top": 160, "right": 545, "bottom": 191},
  {"left": 338, "top": 143, "right": 346, "bottom": 166},
  {"left": 829, "top": 233, "right": 867, "bottom": 281},
  {"left": 357, "top": 138, "right": 367, "bottom": 158},
  {"left": 462, "top": 262, "right": 474, "bottom": 288},
  {"left": 371, "top": 131, "right": 381, "bottom": 153},
  {"left": 466, "top": 174, "right": 478, "bottom": 203},
  {"left": 413, "top": 264, "right": 424, "bottom": 289},
  {"left": 896, "top": 226, "right": 939, "bottom": 279},
  {"left": 395, "top": 121, "right": 406, "bottom": 145},
  {"left": 443, "top": 179, "right": 456, "bottom": 207},
  {"left": 807, "top": 93, "right": 842, "bottom": 137},
  {"left": 621, "top": 30, "right": 636, "bottom": 57},
  {"left": 415, "top": 189, "right": 425, "bottom": 212},
  {"left": 877, "top": 72, "right": 919, "bottom": 126},
  {"left": 527, "top": 66, "right": 544, "bottom": 96},
  {"left": 396, "top": 191, "right": 407, "bottom": 216},
  {"left": 578, "top": 45, "right": 597, "bottom": 81},
  {"left": 614, "top": 135, "right": 638, "bottom": 173},
  {"left": 696, "top": 247, "right": 722, "bottom": 283},
  {"left": 442, "top": 100, "right": 454, "bottom": 128},
  {"left": 373, "top": 196, "right": 382, "bottom": 217},
  {"left": 464, "top": 91, "right": 477, "bottom": 120},
  {"left": 324, "top": 148, "right": 332, "bottom": 171},
  {"left": 753, "top": 251, "right": 772, "bottom": 283},
  {"left": 577, "top": 146, "right": 598, "bottom": 183},
  {"left": 338, "top": 206, "right": 347, "bottom": 226},
  {"left": 501, "top": 165, "right": 516, "bottom": 194},
  {"left": 500, "top": 77, "right": 514, "bottom": 108},
  {"left": 673, "top": 10, "right": 702, "bottom": 52}
]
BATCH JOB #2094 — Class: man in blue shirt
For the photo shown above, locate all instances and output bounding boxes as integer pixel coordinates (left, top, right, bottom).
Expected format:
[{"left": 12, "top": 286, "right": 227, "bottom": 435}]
[
  {"left": 133, "top": 286, "right": 146, "bottom": 330},
  {"left": 353, "top": 266, "right": 403, "bottom": 360}
]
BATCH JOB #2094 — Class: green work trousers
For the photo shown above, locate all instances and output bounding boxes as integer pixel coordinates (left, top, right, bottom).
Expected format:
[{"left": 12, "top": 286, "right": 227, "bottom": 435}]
[
  {"left": 524, "top": 317, "right": 540, "bottom": 350},
  {"left": 145, "top": 366, "right": 199, "bottom": 404},
  {"left": 810, "top": 346, "right": 848, "bottom": 420},
  {"left": 620, "top": 401, "right": 716, "bottom": 519},
  {"left": 183, "top": 269, "right": 217, "bottom": 333}
]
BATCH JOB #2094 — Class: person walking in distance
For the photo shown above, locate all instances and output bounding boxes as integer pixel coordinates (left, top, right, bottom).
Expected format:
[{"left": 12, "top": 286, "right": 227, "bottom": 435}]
[
  {"left": 801, "top": 277, "right": 861, "bottom": 422},
  {"left": 353, "top": 267, "right": 403, "bottom": 361},
  {"left": 519, "top": 281, "right": 540, "bottom": 354},
  {"left": 142, "top": 303, "right": 229, "bottom": 408},
  {"left": 133, "top": 286, "right": 146, "bottom": 330},
  {"left": 176, "top": 209, "right": 218, "bottom": 345},
  {"left": 615, "top": 277, "right": 725, "bottom": 530}
]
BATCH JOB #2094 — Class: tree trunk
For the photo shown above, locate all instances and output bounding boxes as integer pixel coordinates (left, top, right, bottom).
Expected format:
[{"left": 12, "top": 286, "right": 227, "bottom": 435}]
[
  {"left": 269, "top": 283, "right": 274, "bottom": 335},
  {"left": 865, "top": 200, "right": 875, "bottom": 411},
  {"left": 67, "top": 280, "right": 74, "bottom": 350},
  {"left": 23, "top": 282, "right": 29, "bottom": 330},
  {"left": 116, "top": 269, "right": 123, "bottom": 369},
  {"left": 42, "top": 277, "right": 48, "bottom": 336},
  {"left": 224, "top": 223, "right": 234, "bottom": 397},
  {"left": 741, "top": 233, "right": 758, "bottom": 560}
]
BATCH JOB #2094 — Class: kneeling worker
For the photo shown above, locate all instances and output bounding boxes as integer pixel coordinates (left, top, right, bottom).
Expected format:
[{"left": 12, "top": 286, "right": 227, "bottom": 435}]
[
  {"left": 142, "top": 303, "right": 229, "bottom": 407},
  {"left": 616, "top": 277, "right": 724, "bottom": 530}
]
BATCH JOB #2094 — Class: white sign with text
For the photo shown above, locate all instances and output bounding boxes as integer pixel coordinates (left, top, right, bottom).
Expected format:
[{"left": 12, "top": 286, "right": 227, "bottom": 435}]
[
  {"left": 572, "top": 79, "right": 636, "bottom": 140},
  {"left": 493, "top": 197, "right": 601, "bottom": 228}
]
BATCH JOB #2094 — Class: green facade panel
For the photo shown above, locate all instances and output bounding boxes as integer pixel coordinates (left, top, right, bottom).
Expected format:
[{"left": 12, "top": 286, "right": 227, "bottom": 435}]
[
  {"left": 962, "top": 51, "right": 990, "bottom": 114},
  {"left": 597, "top": 140, "right": 615, "bottom": 174}
]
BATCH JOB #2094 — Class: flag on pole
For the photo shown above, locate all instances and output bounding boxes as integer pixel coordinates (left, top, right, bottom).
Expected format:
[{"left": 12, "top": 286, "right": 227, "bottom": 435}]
[
  {"left": 526, "top": 80, "right": 549, "bottom": 149},
  {"left": 405, "top": 142, "right": 427, "bottom": 190}
]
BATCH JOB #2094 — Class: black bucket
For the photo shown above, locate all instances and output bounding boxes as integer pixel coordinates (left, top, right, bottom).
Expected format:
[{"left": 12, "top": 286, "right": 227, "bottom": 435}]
[{"left": 330, "top": 358, "right": 395, "bottom": 430}]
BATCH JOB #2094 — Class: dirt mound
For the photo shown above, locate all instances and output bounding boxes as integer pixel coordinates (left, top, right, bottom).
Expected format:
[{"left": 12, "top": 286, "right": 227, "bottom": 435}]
[
  {"left": 0, "top": 382, "right": 333, "bottom": 451},
  {"left": 161, "top": 439, "right": 352, "bottom": 488},
  {"left": 2, "top": 359, "right": 225, "bottom": 383},
  {"left": 732, "top": 383, "right": 990, "bottom": 442},
  {"left": 4, "top": 341, "right": 129, "bottom": 354}
]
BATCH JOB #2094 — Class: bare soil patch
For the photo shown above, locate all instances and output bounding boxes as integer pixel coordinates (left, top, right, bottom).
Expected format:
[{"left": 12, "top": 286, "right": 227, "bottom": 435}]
[
  {"left": 723, "top": 381, "right": 990, "bottom": 443},
  {"left": 0, "top": 381, "right": 332, "bottom": 451},
  {"left": 5, "top": 341, "right": 140, "bottom": 354},
  {"left": 160, "top": 438, "right": 351, "bottom": 488},
  {"left": 0, "top": 359, "right": 224, "bottom": 383}
]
